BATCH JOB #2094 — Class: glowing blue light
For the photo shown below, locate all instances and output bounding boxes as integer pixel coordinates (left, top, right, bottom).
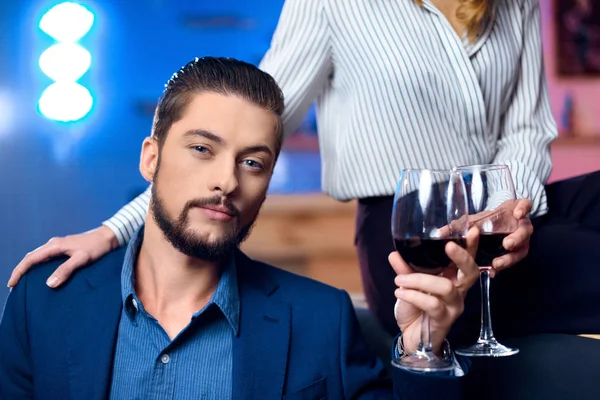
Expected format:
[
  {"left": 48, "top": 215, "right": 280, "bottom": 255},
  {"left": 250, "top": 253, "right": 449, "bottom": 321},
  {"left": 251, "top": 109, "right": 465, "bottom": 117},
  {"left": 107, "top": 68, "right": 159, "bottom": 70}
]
[
  {"left": 39, "top": 2, "right": 95, "bottom": 42},
  {"left": 0, "top": 90, "right": 14, "bottom": 136},
  {"left": 39, "top": 43, "right": 91, "bottom": 82},
  {"left": 38, "top": 82, "right": 93, "bottom": 122}
]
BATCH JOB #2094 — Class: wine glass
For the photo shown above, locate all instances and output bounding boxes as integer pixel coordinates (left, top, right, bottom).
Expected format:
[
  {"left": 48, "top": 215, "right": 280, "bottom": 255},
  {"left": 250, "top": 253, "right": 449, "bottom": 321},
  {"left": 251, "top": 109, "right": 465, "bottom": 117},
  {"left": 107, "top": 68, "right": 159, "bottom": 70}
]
[
  {"left": 454, "top": 164, "right": 519, "bottom": 357},
  {"left": 391, "top": 169, "right": 469, "bottom": 372}
]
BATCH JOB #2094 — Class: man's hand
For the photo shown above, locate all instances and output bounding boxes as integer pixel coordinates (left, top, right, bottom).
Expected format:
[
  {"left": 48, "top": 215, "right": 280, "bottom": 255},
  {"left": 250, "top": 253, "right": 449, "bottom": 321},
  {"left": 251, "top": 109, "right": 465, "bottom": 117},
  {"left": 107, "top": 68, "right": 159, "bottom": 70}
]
[
  {"left": 391, "top": 228, "right": 480, "bottom": 355},
  {"left": 7, "top": 226, "right": 118, "bottom": 288}
]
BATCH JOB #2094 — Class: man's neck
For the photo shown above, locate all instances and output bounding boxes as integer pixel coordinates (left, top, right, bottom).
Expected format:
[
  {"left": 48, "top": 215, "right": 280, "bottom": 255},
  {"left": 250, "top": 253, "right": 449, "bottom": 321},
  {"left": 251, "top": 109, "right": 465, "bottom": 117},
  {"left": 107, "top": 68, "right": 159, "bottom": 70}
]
[{"left": 135, "top": 220, "right": 224, "bottom": 339}]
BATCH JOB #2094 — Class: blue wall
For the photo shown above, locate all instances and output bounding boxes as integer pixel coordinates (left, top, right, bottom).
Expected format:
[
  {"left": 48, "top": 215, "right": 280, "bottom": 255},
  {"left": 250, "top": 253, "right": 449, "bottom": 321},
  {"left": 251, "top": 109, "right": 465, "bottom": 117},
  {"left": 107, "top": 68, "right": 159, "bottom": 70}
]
[{"left": 0, "top": 0, "right": 321, "bottom": 300}]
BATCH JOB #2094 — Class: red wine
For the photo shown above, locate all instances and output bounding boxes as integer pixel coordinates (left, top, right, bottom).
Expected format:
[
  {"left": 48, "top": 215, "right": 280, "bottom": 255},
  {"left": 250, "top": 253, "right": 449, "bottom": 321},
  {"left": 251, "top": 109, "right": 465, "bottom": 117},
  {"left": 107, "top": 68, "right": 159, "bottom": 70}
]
[
  {"left": 475, "top": 232, "right": 510, "bottom": 267},
  {"left": 394, "top": 237, "right": 467, "bottom": 275}
]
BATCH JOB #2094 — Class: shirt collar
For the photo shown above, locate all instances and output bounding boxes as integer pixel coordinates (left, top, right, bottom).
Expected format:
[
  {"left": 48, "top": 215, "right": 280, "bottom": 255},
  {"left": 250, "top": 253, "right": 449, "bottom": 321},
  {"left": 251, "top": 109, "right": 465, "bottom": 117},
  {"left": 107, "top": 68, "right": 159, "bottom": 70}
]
[
  {"left": 204, "top": 254, "right": 240, "bottom": 336},
  {"left": 120, "top": 225, "right": 240, "bottom": 336},
  {"left": 121, "top": 227, "right": 143, "bottom": 319}
]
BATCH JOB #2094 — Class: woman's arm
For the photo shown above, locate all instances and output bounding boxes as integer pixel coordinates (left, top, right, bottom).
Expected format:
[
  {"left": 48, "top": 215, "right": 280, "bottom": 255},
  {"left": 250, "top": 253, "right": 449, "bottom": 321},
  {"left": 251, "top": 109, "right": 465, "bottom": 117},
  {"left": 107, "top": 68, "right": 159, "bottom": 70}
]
[
  {"left": 493, "top": 0, "right": 557, "bottom": 218},
  {"left": 102, "top": 186, "right": 150, "bottom": 246},
  {"left": 259, "top": 0, "right": 333, "bottom": 136}
]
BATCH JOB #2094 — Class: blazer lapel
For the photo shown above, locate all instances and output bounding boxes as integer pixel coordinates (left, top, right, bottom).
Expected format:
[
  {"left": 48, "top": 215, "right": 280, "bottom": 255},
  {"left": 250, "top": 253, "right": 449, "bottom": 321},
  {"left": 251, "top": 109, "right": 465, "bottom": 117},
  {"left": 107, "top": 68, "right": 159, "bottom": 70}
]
[
  {"left": 67, "top": 261, "right": 123, "bottom": 400},
  {"left": 232, "top": 252, "right": 290, "bottom": 400}
]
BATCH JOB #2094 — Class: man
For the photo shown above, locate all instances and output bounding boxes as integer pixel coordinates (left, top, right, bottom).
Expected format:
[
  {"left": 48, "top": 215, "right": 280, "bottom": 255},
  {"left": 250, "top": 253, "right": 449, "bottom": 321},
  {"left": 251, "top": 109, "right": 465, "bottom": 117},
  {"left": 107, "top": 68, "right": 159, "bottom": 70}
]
[{"left": 0, "top": 57, "right": 479, "bottom": 399}]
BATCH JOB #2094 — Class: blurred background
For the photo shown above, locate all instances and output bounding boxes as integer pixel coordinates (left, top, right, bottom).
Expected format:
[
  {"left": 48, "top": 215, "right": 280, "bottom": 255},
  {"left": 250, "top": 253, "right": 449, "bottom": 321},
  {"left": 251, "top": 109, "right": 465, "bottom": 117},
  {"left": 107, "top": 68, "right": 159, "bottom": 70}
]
[{"left": 0, "top": 0, "right": 599, "bottom": 301}]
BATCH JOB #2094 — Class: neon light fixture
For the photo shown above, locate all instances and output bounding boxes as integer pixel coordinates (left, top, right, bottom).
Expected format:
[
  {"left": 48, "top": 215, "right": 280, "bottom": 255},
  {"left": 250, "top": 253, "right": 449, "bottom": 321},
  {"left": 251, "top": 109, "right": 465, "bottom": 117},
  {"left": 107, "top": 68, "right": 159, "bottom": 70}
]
[{"left": 38, "top": 2, "right": 95, "bottom": 122}]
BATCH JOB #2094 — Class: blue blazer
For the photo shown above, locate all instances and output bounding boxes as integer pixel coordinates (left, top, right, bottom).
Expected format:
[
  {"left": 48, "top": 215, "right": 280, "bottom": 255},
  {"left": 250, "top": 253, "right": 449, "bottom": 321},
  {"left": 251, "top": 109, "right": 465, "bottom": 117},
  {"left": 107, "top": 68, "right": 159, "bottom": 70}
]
[{"left": 0, "top": 248, "right": 464, "bottom": 399}]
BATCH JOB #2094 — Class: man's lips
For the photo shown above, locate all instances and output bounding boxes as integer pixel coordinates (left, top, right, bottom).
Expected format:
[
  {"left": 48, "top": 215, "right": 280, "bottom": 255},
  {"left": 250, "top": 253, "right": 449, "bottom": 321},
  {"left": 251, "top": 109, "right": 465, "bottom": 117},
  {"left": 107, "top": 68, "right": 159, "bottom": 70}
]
[
  {"left": 202, "top": 205, "right": 235, "bottom": 215},
  {"left": 197, "top": 205, "right": 236, "bottom": 221}
]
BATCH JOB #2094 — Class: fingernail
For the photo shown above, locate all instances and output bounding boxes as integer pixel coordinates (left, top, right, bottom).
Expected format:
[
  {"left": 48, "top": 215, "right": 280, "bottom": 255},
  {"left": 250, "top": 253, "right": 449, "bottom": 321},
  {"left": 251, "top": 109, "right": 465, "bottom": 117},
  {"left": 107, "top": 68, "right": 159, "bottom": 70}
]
[
  {"left": 504, "top": 239, "right": 515, "bottom": 250},
  {"left": 493, "top": 259, "right": 505, "bottom": 269},
  {"left": 46, "top": 277, "right": 59, "bottom": 288}
]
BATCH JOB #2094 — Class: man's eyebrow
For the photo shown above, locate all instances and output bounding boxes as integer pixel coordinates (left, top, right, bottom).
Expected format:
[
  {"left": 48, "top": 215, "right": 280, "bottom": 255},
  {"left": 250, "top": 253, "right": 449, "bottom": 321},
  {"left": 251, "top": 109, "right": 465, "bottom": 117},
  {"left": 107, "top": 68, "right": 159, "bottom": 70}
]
[
  {"left": 183, "top": 129, "right": 224, "bottom": 144},
  {"left": 242, "top": 145, "right": 274, "bottom": 157}
]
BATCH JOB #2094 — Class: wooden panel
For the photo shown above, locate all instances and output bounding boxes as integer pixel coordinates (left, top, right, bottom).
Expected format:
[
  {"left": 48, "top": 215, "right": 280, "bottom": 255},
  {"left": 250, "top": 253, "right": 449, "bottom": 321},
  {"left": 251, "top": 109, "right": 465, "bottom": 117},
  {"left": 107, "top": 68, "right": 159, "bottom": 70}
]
[{"left": 240, "top": 194, "right": 363, "bottom": 294}]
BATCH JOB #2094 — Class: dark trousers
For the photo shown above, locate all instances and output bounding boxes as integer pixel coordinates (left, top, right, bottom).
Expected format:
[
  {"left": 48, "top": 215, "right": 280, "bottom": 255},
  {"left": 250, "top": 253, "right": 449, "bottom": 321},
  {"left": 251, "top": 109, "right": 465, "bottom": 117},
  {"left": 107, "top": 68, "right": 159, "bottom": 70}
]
[{"left": 355, "top": 170, "right": 600, "bottom": 341}]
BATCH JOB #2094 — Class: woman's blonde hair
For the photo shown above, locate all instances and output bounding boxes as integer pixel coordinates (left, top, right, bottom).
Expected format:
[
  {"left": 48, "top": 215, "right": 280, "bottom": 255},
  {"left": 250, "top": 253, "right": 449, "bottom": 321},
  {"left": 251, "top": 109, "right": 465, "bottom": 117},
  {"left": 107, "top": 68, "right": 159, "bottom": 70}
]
[{"left": 416, "top": 0, "right": 493, "bottom": 41}]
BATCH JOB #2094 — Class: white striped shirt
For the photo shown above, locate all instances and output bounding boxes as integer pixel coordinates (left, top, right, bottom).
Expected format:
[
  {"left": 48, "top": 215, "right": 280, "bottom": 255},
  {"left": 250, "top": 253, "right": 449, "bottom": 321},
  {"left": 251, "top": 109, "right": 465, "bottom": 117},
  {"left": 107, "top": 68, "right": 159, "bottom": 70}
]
[{"left": 104, "top": 0, "right": 557, "bottom": 246}]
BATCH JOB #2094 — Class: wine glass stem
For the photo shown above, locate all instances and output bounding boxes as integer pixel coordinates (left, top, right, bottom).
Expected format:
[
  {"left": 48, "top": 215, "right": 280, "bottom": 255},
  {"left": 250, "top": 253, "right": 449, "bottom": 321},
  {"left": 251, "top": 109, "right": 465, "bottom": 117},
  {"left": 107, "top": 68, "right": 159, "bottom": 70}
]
[
  {"left": 478, "top": 269, "right": 496, "bottom": 341},
  {"left": 418, "top": 312, "right": 434, "bottom": 354}
]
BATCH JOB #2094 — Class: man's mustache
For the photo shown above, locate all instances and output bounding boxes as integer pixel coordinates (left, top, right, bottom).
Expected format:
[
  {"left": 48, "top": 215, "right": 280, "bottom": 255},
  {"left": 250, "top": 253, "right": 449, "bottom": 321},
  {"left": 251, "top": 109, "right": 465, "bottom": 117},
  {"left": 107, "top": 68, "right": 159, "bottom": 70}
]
[{"left": 181, "top": 196, "right": 240, "bottom": 219}]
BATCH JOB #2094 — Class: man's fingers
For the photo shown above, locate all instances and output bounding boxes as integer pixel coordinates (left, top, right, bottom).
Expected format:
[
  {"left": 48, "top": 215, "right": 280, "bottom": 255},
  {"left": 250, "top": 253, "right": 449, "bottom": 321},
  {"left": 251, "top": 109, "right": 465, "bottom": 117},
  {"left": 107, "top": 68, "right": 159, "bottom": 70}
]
[
  {"left": 395, "top": 273, "right": 459, "bottom": 304},
  {"left": 8, "top": 240, "right": 64, "bottom": 288},
  {"left": 446, "top": 236, "right": 479, "bottom": 293},
  {"left": 395, "top": 288, "right": 451, "bottom": 321},
  {"left": 464, "top": 226, "right": 480, "bottom": 258},
  {"left": 388, "top": 251, "right": 413, "bottom": 276},
  {"left": 437, "top": 226, "right": 451, "bottom": 237}
]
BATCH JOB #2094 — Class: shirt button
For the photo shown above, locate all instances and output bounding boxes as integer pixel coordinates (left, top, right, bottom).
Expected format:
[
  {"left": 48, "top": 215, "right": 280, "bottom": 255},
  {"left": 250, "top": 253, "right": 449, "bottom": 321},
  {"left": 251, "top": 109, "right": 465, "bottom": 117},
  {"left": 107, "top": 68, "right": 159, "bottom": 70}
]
[
  {"left": 161, "top": 354, "right": 170, "bottom": 364},
  {"left": 131, "top": 298, "right": 138, "bottom": 310}
]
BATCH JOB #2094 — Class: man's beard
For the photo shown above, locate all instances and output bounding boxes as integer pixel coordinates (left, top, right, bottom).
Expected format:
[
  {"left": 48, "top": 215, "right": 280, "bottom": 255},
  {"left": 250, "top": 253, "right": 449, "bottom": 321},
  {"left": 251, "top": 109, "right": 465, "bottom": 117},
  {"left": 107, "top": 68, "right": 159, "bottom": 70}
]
[{"left": 150, "top": 184, "right": 256, "bottom": 262}]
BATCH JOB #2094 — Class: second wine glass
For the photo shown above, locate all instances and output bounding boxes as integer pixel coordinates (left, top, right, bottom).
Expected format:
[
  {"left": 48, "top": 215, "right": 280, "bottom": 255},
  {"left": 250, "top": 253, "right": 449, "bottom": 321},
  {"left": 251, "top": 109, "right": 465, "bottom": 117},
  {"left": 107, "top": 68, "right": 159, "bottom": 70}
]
[{"left": 454, "top": 164, "right": 519, "bottom": 357}]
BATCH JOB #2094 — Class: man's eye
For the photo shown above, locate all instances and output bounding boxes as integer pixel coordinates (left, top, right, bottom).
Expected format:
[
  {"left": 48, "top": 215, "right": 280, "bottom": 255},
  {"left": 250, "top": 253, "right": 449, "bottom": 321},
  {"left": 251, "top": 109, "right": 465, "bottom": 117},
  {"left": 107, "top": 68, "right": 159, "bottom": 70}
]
[
  {"left": 243, "top": 160, "right": 263, "bottom": 169},
  {"left": 194, "top": 146, "right": 209, "bottom": 153}
]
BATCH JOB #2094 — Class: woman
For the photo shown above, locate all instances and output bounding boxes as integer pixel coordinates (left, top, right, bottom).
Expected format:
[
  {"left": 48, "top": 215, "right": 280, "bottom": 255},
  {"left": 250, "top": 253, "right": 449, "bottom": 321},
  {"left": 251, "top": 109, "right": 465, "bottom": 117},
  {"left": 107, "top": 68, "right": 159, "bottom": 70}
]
[{"left": 10, "top": 0, "right": 547, "bottom": 337}]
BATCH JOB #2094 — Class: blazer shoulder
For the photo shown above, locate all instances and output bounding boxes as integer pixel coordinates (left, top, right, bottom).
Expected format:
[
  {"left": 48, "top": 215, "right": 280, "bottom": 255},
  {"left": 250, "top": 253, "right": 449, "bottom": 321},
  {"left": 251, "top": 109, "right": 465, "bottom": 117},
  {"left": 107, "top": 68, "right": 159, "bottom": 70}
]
[
  {"left": 18, "top": 247, "right": 126, "bottom": 295},
  {"left": 247, "top": 256, "right": 346, "bottom": 302}
]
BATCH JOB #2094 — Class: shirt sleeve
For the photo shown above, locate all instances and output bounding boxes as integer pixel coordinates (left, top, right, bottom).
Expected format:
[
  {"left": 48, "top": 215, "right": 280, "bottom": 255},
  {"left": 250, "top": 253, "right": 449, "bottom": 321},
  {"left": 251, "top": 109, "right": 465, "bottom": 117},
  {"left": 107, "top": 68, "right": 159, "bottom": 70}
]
[
  {"left": 259, "top": 0, "right": 333, "bottom": 138},
  {"left": 102, "top": 185, "right": 150, "bottom": 247},
  {"left": 492, "top": 0, "right": 557, "bottom": 218}
]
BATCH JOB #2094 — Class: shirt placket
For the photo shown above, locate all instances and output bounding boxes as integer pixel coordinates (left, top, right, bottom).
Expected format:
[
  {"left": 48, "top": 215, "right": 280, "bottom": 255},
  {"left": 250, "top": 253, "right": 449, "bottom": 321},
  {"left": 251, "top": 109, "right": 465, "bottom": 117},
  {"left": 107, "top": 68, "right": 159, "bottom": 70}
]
[
  {"left": 150, "top": 348, "right": 177, "bottom": 400},
  {"left": 421, "top": 0, "right": 489, "bottom": 156},
  {"left": 137, "top": 305, "right": 178, "bottom": 400}
]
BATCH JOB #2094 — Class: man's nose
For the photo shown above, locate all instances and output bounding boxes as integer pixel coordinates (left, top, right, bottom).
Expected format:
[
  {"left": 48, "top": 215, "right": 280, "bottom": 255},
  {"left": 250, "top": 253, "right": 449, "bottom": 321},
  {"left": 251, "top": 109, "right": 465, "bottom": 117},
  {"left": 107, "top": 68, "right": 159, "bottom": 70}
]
[{"left": 208, "top": 159, "right": 239, "bottom": 195}]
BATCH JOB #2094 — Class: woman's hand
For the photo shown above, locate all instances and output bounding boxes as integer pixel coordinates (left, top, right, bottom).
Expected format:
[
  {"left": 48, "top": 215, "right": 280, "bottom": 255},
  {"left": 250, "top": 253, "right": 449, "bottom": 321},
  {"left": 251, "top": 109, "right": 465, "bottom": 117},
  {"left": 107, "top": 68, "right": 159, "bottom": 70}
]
[
  {"left": 490, "top": 198, "right": 534, "bottom": 277},
  {"left": 8, "top": 226, "right": 118, "bottom": 288}
]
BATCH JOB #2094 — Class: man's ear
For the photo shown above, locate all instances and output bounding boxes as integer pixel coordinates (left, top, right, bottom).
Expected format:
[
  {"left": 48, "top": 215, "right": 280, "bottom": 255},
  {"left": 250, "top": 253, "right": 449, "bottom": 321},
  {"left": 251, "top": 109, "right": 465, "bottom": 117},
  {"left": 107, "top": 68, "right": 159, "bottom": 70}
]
[{"left": 140, "top": 137, "right": 159, "bottom": 182}]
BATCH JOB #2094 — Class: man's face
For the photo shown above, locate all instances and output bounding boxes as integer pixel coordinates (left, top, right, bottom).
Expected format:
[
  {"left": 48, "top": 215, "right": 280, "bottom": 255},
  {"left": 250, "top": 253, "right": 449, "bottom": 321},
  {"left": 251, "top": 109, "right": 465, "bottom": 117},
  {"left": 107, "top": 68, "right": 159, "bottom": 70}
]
[{"left": 141, "top": 92, "right": 278, "bottom": 261}]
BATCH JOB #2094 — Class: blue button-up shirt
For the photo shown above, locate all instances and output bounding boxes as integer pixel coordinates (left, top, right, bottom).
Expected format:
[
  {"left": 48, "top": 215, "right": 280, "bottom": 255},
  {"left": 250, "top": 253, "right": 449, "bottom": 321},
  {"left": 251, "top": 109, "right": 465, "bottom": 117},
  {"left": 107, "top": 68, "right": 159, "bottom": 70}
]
[{"left": 109, "top": 228, "right": 240, "bottom": 400}]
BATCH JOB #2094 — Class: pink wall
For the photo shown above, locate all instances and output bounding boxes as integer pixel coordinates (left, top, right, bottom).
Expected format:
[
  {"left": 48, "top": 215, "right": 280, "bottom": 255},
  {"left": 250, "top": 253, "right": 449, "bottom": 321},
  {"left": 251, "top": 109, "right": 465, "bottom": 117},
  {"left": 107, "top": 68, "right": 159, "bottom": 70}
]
[
  {"left": 541, "top": 1, "right": 600, "bottom": 182},
  {"left": 549, "top": 143, "right": 600, "bottom": 182},
  {"left": 542, "top": 1, "right": 600, "bottom": 137}
]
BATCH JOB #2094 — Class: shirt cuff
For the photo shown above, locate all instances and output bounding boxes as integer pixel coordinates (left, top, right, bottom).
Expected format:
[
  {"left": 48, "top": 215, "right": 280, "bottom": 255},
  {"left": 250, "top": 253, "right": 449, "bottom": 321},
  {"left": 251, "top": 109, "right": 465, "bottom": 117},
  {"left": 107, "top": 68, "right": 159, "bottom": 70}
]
[{"left": 102, "top": 220, "right": 127, "bottom": 247}]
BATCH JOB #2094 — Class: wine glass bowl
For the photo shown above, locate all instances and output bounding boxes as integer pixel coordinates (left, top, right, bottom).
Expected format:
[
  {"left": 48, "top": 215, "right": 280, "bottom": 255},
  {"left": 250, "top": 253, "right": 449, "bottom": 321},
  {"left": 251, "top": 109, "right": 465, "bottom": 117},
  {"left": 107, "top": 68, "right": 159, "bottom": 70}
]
[{"left": 472, "top": 207, "right": 518, "bottom": 268}]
